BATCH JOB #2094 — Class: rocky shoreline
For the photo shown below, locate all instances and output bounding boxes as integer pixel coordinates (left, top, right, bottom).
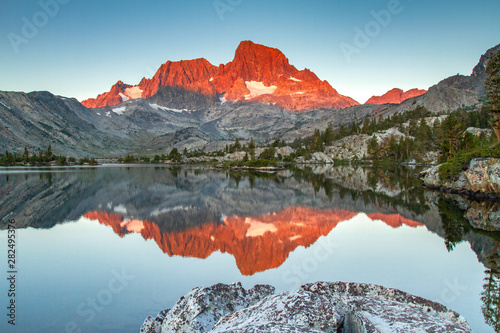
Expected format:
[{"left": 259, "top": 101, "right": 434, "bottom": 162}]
[
  {"left": 420, "top": 157, "right": 500, "bottom": 199},
  {"left": 139, "top": 281, "right": 471, "bottom": 333}
]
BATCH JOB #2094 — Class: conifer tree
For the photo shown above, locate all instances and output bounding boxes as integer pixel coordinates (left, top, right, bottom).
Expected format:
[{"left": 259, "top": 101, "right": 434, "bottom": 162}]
[{"left": 486, "top": 51, "right": 500, "bottom": 144}]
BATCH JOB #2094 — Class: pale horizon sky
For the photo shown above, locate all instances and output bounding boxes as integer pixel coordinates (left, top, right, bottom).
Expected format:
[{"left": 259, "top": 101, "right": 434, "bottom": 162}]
[{"left": 1, "top": 0, "right": 499, "bottom": 104}]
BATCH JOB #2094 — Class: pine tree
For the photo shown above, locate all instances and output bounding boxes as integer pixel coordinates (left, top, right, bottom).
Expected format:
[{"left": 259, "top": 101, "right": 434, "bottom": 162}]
[
  {"left": 234, "top": 138, "right": 241, "bottom": 151},
  {"left": 323, "top": 124, "right": 334, "bottom": 146},
  {"left": 482, "top": 244, "right": 500, "bottom": 332},
  {"left": 485, "top": 51, "right": 500, "bottom": 144},
  {"left": 440, "top": 113, "right": 466, "bottom": 161},
  {"left": 167, "top": 148, "right": 182, "bottom": 162},
  {"left": 248, "top": 138, "right": 256, "bottom": 150},
  {"left": 46, "top": 145, "right": 52, "bottom": 158},
  {"left": 367, "top": 135, "right": 379, "bottom": 159},
  {"left": 23, "top": 147, "right": 29, "bottom": 163}
]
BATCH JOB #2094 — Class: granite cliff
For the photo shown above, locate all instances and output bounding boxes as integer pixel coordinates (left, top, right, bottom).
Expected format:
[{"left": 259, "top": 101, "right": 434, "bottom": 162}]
[{"left": 82, "top": 41, "right": 359, "bottom": 111}]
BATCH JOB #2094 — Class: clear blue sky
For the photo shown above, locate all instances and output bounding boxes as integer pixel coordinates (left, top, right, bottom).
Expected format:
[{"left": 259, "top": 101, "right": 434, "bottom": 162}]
[{"left": 0, "top": 0, "right": 499, "bottom": 104}]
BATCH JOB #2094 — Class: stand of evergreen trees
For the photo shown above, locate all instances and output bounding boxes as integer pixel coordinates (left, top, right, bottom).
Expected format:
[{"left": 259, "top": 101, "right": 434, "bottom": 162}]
[
  {"left": 286, "top": 105, "right": 494, "bottom": 163},
  {"left": 0, "top": 146, "right": 96, "bottom": 166}
]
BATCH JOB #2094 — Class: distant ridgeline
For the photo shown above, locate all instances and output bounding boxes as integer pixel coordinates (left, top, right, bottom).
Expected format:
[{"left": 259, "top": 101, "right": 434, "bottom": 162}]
[{"left": 0, "top": 43, "right": 498, "bottom": 161}]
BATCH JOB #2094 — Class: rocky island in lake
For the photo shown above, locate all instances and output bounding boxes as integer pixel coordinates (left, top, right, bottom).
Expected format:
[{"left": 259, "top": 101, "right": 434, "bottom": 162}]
[{"left": 140, "top": 281, "right": 472, "bottom": 333}]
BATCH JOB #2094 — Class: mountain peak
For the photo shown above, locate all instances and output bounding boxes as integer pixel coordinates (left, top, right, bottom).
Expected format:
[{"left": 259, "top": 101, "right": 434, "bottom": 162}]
[
  {"left": 472, "top": 43, "right": 500, "bottom": 77},
  {"left": 365, "top": 88, "right": 427, "bottom": 105},
  {"left": 82, "top": 41, "right": 359, "bottom": 111}
]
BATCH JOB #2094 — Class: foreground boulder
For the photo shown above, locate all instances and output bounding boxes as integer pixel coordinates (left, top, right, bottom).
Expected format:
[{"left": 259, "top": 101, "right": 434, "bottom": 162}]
[
  {"left": 139, "top": 281, "right": 471, "bottom": 333},
  {"left": 421, "top": 157, "right": 500, "bottom": 196}
]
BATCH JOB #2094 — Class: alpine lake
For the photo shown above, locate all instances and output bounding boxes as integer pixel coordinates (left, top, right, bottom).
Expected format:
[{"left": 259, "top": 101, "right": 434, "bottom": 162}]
[{"left": 1, "top": 164, "right": 499, "bottom": 333}]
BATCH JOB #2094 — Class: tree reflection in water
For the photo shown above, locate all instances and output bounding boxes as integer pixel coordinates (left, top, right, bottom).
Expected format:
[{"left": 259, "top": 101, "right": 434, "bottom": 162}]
[
  {"left": 438, "top": 197, "right": 471, "bottom": 251},
  {"left": 482, "top": 242, "right": 500, "bottom": 332},
  {"left": 439, "top": 195, "right": 500, "bottom": 332}
]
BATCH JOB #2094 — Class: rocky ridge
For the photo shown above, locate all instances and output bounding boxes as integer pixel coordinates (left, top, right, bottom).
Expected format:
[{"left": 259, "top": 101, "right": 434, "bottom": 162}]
[
  {"left": 140, "top": 281, "right": 472, "bottom": 333},
  {"left": 2, "top": 44, "right": 499, "bottom": 157},
  {"left": 382, "top": 43, "right": 500, "bottom": 117},
  {"left": 82, "top": 41, "right": 358, "bottom": 111},
  {"left": 365, "top": 88, "right": 427, "bottom": 105}
]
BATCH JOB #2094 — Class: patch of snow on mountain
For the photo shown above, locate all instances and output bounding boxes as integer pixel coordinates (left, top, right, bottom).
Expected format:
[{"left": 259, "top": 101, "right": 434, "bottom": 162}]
[
  {"left": 150, "top": 205, "right": 191, "bottom": 217},
  {"left": 119, "top": 219, "right": 144, "bottom": 233},
  {"left": 114, "top": 204, "right": 127, "bottom": 214},
  {"left": 244, "top": 218, "right": 277, "bottom": 237},
  {"left": 119, "top": 93, "right": 129, "bottom": 102},
  {"left": 149, "top": 103, "right": 187, "bottom": 113},
  {"left": 124, "top": 86, "right": 143, "bottom": 99},
  {"left": 0, "top": 101, "right": 11, "bottom": 110},
  {"left": 113, "top": 106, "right": 127, "bottom": 115},
  {"left": 289, "top": 77, "right": 302, "bottom": 82},
  {"left": 244, "top": 81, "right": 277, "bottom": 100},
  {"left": 106, "top": 111, "right": 112, "bottom": 118}
]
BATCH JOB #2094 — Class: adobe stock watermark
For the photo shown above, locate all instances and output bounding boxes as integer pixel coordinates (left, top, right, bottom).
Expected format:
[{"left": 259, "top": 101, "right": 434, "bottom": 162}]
[
  {"left": 282, "top": 236, "right": 340, "bottom": 288},
  {"left": 213, "top": 0, "right": 243, "bottom": 21},
  {"left": 64, "top": 268, "right": 134, "bottom": 333},
  {"left": 438, "top": 277, "right": 467, "bottom": 305},
  {"left": 7, "top": 0, "right": 72, "bottom": 54},
  {"left": 339, "top": 0, "right": 410, "bottom": 63}
]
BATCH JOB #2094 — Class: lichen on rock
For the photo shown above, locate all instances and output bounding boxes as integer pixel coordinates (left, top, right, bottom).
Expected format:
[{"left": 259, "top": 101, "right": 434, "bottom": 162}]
[
  {"left": 139, "top": 281, "right": 472, "bottom": 333},
  {"left": 421, "top": 157, "right": 500, "bottom": 196}
]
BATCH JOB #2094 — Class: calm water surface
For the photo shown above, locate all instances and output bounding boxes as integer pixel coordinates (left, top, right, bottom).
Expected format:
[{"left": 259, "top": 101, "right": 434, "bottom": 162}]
[{"left": 0, "top": 165, "right": 499, "bottom": 332}]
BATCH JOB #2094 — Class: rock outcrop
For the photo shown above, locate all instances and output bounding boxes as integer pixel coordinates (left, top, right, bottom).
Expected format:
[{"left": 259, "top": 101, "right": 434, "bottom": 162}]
[
  {"left": 82, "top": 41, "right": 359, "bottom": 111},
  {"left": 325, "top": 127, "right": 408, "bottom": 161},
  {"left": 365, "top": 88, "right": 427, "bottom": 105},
  {"left": 421, "top": 158, "right": 500, "bottom": 196},
  {"left": 140, "top": 281, "right": 472, "bottom": 333}
]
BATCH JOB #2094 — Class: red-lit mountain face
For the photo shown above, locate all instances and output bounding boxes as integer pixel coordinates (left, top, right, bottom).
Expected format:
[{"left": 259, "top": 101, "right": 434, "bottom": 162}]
[
  {"left": 84, "top": 207, "right": 423, "bottom": 276},
  {"left": 365, "top": 88, "right": 427, "bottom": 105},
  {"left": 82, "top": 41, "right": 359, "bottom": 111}
]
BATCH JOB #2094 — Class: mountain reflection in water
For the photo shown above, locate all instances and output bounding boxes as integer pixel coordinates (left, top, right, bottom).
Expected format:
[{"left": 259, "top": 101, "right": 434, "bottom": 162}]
[
  {"left": 85, "top": 208, "right": 423, "bottom": 275},
  {"left": 1, "top": 165, "right": 500, "bottom": 332}
]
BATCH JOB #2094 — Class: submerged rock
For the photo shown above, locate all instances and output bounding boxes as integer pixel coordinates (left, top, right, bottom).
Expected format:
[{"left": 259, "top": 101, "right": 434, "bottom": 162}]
[{"left": 139, "top": 281, "right": 471, "bottom": 333}]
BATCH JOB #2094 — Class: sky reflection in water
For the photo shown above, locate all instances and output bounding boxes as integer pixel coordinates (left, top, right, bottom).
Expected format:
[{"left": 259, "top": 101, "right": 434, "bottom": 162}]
[{"left": 0, "top": 165, "right": 496, "bottom": 332}]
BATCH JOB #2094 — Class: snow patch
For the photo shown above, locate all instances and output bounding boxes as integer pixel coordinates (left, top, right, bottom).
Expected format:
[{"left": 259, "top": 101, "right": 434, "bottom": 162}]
[
  {"left": 124, "top": 86, "right": 143, "bottom": 99},
  {"left": 149, "top": 103, "right": 188, "bottom": 113},
  {"left": 289, "top": 235, "right": 302, "bottom": 241},
  {"left": 120, "top": 219, "right": 144, "bottom": 233},
  {"left": 245, "top": 218, "right": 277, "bottom": 237},
  {"left": 210, "top": 77, "right": 214, "bottom": 82},
  {"left": 0, "top": 101, "right": 11, "bottom": 110},
  {"left": 96, "top": 112, "right": 101, "bottom": 116},
  {"left": 114, "top": 204, "right": 127, "bottom": 214},
  {"left": 119, "top": 93, "right": 129, "bottom": 102},
  {"left": 244, "top": 81, "right": 277, "bottom": 100},
  {"left": 112, "top": 106, "right": 127, "bottom": 115},
  {"left": 150, "top": 205, "right": 191, "bottom": 217},
  {"left": 105, "top": 111, "right": 112, "bottom": 118},
  {"left": 289, "top": 77, "right": 302, "bottom": 82}
]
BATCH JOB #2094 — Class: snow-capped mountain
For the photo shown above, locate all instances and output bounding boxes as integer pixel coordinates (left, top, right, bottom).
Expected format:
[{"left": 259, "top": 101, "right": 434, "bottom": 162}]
[{"left": 82, "top": 41, "right": 359, "bottom": 111}]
